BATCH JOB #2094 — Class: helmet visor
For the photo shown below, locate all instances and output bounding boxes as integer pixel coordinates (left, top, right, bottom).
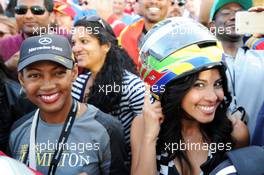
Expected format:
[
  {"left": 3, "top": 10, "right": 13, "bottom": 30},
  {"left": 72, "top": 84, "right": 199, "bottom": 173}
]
[{"left": 140, "top": 19, "right": 217, "bottom": 62}]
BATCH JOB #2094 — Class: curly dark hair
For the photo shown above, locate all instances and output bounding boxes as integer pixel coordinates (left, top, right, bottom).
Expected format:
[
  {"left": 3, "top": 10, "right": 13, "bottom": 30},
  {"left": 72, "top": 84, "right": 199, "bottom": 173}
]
[
  {"left": 73, "top": 16, "right": 137, "bottom": 114},
  {"left": 157, "top": 66, "right": 233, "bottom": 175}
]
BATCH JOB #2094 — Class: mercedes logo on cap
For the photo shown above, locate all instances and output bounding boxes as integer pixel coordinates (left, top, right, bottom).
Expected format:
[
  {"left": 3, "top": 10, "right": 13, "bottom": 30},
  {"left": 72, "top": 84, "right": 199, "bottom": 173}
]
[{"left": 39, "top": 37, "right": 52, "bottom": 45}]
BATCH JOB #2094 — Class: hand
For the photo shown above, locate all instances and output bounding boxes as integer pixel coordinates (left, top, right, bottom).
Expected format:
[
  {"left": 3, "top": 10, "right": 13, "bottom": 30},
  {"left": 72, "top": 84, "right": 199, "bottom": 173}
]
[
  {"left": 229, "top": 117, "right": 249, "bottom": 148},
  {"left": 248, "top": 6, "right": 264, "bottom": 12},
  {"left": 248, "top": 6, "right": 264, "bottom": 38},
  {"left": 142, "top": 85, "right": 164, "bottom": 142}
]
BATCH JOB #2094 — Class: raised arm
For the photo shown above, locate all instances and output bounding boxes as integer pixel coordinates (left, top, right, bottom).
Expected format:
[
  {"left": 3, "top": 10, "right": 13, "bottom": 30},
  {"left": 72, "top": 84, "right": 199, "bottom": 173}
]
[{"left": 131, "top": 88, "right": 164, "bottom": 175}]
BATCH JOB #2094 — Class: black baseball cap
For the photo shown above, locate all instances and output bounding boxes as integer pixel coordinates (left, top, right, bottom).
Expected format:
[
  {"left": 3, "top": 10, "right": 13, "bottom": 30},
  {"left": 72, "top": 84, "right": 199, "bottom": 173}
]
[{"left": 18, "top": 34, "right": 74, "bottom": 72}]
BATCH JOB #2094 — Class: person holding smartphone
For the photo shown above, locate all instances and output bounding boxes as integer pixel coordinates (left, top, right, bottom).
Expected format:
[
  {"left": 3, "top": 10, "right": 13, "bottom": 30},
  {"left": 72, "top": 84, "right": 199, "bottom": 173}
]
[{"left": 209, "top": 0, "right": 264, "bottom": 137}]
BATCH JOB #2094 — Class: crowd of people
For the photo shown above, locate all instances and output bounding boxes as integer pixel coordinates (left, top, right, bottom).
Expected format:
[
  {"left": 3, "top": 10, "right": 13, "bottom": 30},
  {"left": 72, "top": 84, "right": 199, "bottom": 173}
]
[{"left": 0, "top": 0, "right": 264, "bottom": 175}]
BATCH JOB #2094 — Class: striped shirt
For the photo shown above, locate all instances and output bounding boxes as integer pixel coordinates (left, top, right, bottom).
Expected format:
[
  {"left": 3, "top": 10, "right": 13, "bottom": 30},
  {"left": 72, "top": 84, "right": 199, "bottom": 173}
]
[
  {"left": 209, "top": 160, "right": 237, "bottom": 175},
  {"left": 157, "top": 150, "right": 213, "bottom": 175},
  {"left": 72, "top": 71, "right": 145, "bottom": 161}
]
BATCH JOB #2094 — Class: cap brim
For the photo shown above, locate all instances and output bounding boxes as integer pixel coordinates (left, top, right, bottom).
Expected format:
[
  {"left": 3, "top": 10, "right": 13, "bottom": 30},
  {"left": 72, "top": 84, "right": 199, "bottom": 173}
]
[{"left": 18, "top": 54, "right": 73, "bottom": 72}]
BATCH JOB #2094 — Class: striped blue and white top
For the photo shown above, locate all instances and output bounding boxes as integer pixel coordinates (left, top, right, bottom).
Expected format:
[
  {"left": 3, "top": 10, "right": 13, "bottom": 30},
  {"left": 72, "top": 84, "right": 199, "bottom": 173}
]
[{"left": 72, "top": 71, "right": 145, "bottom": 161}]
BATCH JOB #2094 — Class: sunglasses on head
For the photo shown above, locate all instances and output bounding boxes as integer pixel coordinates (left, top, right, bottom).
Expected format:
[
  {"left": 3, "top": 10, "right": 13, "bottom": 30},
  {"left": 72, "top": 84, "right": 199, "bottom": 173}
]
[
  {"left": 80, "top": 15, "right": 106, "bottom": 29},
  {"left": 14, "top": 5, "right": 46, "bottom": 15}
]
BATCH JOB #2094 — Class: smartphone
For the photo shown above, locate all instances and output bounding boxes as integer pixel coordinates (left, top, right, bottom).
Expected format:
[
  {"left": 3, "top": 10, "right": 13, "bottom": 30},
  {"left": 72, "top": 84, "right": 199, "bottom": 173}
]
[{"left": 235, "top": 11, "right": 264, "bottom": 35}]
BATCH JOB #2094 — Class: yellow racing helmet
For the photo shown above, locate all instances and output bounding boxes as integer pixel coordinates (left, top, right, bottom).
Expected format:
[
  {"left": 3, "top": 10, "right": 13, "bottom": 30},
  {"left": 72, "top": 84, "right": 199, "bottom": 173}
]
[{"left": 139, "top": 17, "right": 225, "bottom": 99}]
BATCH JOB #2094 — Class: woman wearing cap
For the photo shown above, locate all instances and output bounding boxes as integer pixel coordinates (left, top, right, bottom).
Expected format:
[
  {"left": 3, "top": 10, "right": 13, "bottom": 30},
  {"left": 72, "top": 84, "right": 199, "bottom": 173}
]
[
  {"left": 9, "top": 34, "right": 129, "bottom": 175},
  {"left": 131, "top": 17, "right": 249, "bottom": 175},
  {"left": 71, "top": 15, "right": 145, "bottom": 164}
]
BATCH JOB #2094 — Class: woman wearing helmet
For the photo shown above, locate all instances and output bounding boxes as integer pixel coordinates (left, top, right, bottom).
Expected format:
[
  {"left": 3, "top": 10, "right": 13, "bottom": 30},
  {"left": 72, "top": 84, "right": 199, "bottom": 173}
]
[{"left": 130, "top": 17, "right": 249, "bottom": 175}]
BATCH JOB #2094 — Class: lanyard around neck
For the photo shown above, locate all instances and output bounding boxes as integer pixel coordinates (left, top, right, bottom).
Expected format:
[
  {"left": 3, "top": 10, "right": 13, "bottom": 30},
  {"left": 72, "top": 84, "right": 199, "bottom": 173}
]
[
  {"left": 29, "top": 100, "right": 78, "bottom": 175},
  {"left": 223, "top": 54, "right": 237, "bottom": 107}
]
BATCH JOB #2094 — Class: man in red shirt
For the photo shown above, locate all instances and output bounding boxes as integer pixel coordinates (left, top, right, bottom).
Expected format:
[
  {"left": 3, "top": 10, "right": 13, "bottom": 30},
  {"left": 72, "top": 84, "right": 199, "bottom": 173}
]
[{"left": 119, "top": 0, "right": 170, "bottom": 68}]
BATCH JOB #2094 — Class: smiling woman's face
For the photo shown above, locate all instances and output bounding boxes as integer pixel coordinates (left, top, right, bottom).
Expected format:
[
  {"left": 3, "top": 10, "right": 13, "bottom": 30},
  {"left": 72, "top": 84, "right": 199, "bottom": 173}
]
[
  {"left": 71, "top": 26, "right": 110, "bottom": 74},
  {"left": 18, "top": 61, "right": 77, "bottom": 114},
  {"left": 181, "top": 68, "right": 224, "bottom": 123}
]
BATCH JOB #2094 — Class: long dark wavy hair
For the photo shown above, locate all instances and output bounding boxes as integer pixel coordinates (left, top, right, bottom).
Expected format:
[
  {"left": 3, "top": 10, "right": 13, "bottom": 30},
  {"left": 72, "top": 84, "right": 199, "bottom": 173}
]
[
  {"left": 73, "top": 16, "right": 138, "bottom": 114},
  {"left": 157, "top": 66, "right": 233, "bottom": 175}
]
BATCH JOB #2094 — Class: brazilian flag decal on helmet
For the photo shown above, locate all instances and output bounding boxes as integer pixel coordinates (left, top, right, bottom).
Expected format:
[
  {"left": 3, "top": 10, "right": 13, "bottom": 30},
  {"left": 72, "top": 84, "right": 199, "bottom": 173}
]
[{"left": 139, "top": 17, "right": 226, "bottom": 99}]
